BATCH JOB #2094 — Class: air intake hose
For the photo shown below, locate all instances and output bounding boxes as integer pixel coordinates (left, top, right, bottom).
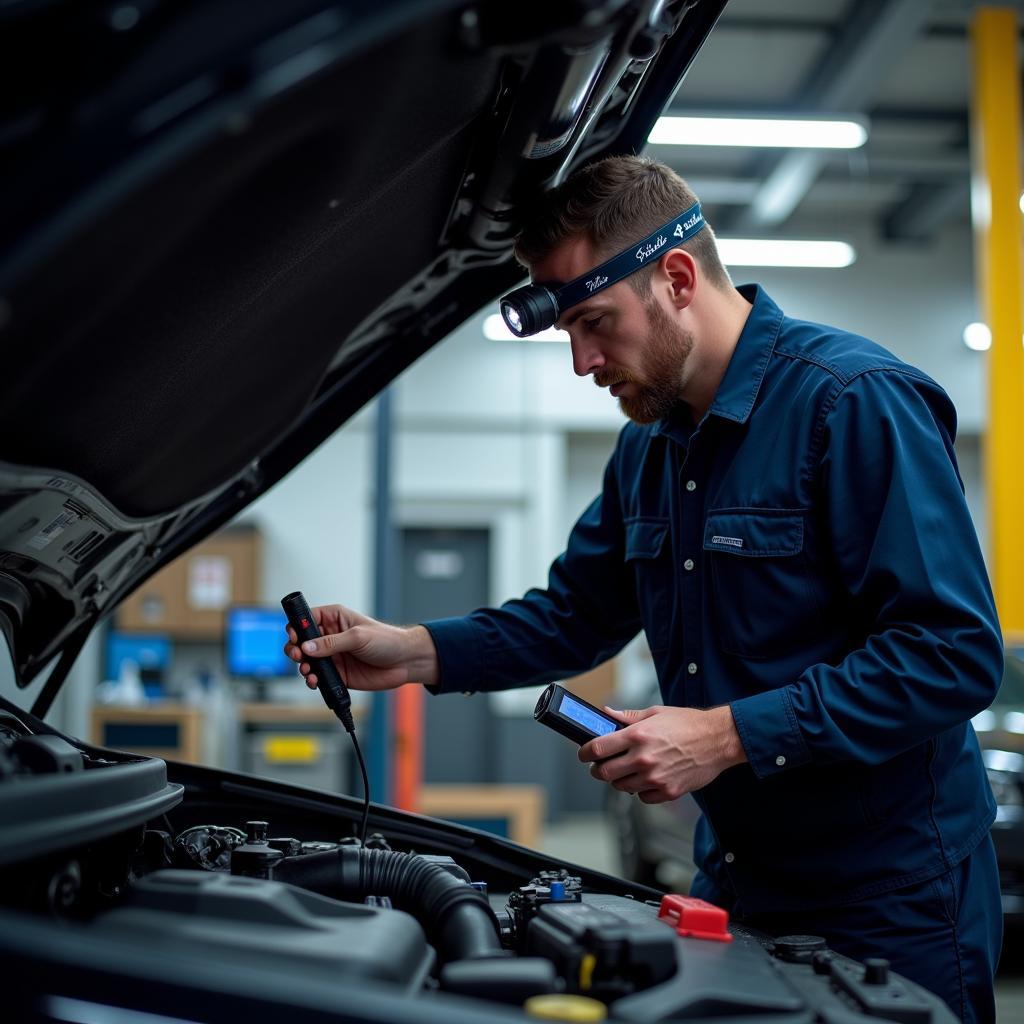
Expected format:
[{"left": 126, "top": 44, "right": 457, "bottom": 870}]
[{"left": 273, "top": 847, "right": 502, "bottom": 962}]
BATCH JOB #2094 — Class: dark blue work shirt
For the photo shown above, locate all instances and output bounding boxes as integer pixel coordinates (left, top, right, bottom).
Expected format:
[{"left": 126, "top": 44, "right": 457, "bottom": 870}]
[{"left": 424, "top": 285, "right": 1001, "bottom": 913}]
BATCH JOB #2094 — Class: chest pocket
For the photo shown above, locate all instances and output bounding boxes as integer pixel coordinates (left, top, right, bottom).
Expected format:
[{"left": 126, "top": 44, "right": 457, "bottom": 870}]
[
  {"left": 624, "top": 517, "right": 673, "bottom": 652},
  {"left": 704, "top": 509, "right": 821, "bottom": 659}
]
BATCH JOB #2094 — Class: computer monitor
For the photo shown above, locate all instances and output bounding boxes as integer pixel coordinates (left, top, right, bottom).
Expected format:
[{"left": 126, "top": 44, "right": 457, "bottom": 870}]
[
  {"left": 225, "top": 606, "right": 293, "bottom": 678},
  {"left": 106, "top": 632, "right": 172, "bottom": 696}
]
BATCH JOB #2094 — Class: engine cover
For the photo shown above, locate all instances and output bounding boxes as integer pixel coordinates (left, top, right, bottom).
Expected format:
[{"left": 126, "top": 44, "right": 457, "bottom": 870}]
[{"left": 99, "top": 870, "right": 433, "bottom": 991}]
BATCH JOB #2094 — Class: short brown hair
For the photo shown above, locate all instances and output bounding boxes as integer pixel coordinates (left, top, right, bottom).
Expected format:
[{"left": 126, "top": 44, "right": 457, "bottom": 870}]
[{"left": 513, "top": 155, "right": 732, "bottom": 293}]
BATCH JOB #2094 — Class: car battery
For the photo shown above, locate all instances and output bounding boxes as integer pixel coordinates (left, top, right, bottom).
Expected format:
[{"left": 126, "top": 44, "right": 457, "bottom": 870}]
[{"left": 526, "top": 900, "right": 677, "bottom": 998}]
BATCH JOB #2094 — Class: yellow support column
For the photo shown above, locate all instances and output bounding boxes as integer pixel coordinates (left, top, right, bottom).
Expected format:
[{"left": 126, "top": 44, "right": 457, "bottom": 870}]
[{"left": 971, "top": 7, "right": 1024, "bottom": 639}]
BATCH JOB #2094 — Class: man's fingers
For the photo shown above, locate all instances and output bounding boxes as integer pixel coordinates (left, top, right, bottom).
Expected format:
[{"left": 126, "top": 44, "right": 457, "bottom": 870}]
[
  {"left": 579, "top": 706, "right": 663, "bottom": 760},
  {"left": 607, "top": 772, "right": 646, "bottom": 793},
  {"left": 590, "top": 754, "right": 635, "bottom": 783},
  {"left": 579, "top": 726, "right": 633, "bottom": 764},
  {"left": 604, "top": 705, "right": 659, "bottom": 723},
  {"left": 301, "top": 630, "right": 355, "bottom": 657}
]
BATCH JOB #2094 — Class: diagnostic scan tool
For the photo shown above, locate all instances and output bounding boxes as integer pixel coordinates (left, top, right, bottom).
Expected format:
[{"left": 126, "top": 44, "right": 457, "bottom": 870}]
[{"left": 534, "top": 683, "right": 621, "bottom": 746}]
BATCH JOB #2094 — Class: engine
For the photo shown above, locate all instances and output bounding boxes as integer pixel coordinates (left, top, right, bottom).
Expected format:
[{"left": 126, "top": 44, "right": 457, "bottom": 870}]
[{"left": 0, "top": 720, "right": 958, "bottom": 1023}]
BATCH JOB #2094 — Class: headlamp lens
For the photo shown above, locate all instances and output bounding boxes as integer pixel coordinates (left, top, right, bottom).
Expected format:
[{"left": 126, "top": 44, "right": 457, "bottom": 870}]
[
  {"left": 498, "top": 285, "right": 558, "bottom": 338},
  {"left": 502, "top": 302, "right": 523, "bottom": 335}
]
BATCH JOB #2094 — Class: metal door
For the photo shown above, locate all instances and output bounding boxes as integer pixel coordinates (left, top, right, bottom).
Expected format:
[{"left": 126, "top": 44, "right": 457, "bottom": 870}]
[{"left": 398, "top": 527, "right": 494, "bottom": 783}]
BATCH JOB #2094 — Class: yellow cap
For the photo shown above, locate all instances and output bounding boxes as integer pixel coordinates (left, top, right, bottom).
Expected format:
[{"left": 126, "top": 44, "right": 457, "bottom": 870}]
[{"left": 523, "top": 994, "right": 607, "bottom": 1022}]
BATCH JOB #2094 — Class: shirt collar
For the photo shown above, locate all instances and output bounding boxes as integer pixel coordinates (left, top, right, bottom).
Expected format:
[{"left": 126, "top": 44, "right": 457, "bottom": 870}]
[{"left": 655, "top": 283, "right": 784, "bottom": 436}]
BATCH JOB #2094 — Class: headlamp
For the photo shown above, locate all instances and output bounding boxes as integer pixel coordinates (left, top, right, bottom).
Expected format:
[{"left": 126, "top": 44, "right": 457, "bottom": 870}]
[
  {"left": 499, "top": 288, "right": 556, "bottom": 339},
  {"left": 500, "top": 202, "right": 706, "bottom": 338}
]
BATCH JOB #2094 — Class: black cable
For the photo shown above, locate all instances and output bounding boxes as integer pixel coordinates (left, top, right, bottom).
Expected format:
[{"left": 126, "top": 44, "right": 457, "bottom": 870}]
[{"left": 348, "top": 727, "right": 370, "bottom": 848}]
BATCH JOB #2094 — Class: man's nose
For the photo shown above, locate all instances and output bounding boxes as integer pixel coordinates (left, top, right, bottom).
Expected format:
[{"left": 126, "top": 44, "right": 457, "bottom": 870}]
[{"left": 570, "top": 336, "right": 604, "bottom": 378}]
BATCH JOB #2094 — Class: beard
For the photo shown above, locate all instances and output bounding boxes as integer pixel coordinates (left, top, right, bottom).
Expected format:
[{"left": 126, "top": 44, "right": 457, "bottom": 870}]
[{"left": 594, "top": 299, "right": 694, "bottom": 425}]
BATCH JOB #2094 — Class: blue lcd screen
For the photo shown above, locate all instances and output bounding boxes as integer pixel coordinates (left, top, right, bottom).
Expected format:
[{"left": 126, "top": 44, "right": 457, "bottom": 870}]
[
  {"left": 558, "top": 694, "right": 617, "bottom": 736},
  {"left": 226, "top": 607, "right": 292, "bottom": 677}
]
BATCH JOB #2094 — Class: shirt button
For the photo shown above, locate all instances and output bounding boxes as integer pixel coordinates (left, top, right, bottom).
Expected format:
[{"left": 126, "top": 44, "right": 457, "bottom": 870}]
[
  {"left": 684, "top": 558, "right": 695, "bottom": 571},
  {"left": 687, "top": 662, "right": 698, "bottom": 675},
  {"left": 775, "top": 755, "right": 786, "bottom": 767},
  {"left": 724, "top": 852, "right": 735, "bottom": 864},
  {"left": 685, "top": 480, "right": 697, "bottom": 492}
]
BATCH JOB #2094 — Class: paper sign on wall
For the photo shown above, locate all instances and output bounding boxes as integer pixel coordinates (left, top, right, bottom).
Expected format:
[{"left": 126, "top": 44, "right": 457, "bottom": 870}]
[{"left": 188, "top": 555, "right": 232, "bottom": 610}]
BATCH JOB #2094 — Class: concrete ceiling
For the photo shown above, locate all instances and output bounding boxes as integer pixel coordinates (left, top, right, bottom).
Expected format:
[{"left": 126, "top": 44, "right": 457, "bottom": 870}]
[{"left": 655, "top": 0, "right": 1024, "bottom": 243}]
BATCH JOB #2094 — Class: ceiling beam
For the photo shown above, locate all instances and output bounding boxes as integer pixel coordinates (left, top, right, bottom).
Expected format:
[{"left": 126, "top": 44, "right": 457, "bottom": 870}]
[
  {"left": 741, "top": 0, "right": 934, "bottom": 228},
  {"left": 823, "top": 151, "right": 970, "bottom": 178},
  {"left": 688, "top": 177, "right": 906, "bottom": 209},
  {"left": 882, "top": 180, "right": 970, "bottom": 241}
]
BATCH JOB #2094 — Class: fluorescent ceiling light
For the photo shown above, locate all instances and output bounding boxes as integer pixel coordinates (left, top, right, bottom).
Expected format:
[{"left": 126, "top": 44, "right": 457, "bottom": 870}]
[
  {"left": 649, "top": 115, "right": 868, "bottom": 149},
  {"left": 717, "top": 239, "right": 855, "bottom": 268},
  {"left": 484, "top": 313, "right": 567, "bottom": 342},
  {"left": 963, "top": 322, "right": 992, "bottom": 351}
]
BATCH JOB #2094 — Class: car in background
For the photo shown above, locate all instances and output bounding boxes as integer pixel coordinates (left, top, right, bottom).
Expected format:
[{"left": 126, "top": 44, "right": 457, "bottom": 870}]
[
  {"left": 978, "top": 650, "right": 1024, "bottom": 924},
  {"left": 608, "top": 757, "right": 700, "bottom": 890}
]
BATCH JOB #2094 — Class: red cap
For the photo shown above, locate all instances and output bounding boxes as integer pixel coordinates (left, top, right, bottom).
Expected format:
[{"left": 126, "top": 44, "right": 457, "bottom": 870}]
[{"left": 657, "top": 894, "right": 733, "bottom": 943}]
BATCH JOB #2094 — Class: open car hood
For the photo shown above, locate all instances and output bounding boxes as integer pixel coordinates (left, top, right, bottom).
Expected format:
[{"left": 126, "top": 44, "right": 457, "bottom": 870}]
[{"left": 0, "top": 0, "right": 725, "bottom": 708}]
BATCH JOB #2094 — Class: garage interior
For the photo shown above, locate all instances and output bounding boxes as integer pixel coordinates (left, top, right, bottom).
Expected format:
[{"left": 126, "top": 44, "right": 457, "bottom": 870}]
[{"left": 7, "top": 0, "right": 1024, "bottom": 1018}]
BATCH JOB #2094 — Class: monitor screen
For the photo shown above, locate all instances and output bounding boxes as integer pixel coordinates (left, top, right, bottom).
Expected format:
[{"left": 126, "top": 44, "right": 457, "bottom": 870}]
[
  {"left": 106, "top": 633, "right": 172, "bottom": 693},
  {"left": 226, "top": 606, "right": 293, "bottom": 677}
]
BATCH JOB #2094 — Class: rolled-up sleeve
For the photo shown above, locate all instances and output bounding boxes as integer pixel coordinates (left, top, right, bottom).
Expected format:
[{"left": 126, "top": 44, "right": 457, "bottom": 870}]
[
  {"left": 731, "top": 368, "right": 1003, "bottom": 777},
  {"left": 423, "top": 450, "right": 642, "bottom": 695}
]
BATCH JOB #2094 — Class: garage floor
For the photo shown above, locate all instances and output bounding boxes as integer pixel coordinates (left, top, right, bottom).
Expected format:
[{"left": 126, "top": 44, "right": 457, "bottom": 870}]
[{"left": 538, "top": 814, "right": 1024, "bottom": 1023}]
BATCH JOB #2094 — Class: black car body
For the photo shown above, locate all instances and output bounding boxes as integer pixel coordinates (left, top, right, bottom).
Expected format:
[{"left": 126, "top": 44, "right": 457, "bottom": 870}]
[{"left": 0, "top": 2, "right": 962, "bottom": 1021}]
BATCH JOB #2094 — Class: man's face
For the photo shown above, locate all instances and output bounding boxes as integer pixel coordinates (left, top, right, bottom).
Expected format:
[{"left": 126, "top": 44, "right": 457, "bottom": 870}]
[{"left": 531, "top": 235, "right": 695, "bottom": 425}]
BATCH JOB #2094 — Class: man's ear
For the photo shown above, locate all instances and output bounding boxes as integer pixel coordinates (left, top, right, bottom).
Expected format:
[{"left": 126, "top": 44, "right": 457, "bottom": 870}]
[{"left": 660, "top": 248, "right": 698, "bottom": 309}]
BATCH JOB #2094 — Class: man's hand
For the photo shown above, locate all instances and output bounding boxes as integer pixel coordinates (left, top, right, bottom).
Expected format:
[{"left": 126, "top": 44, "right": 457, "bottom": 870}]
[
  {"left": 283, "top": 604, "right": 439, "bottom": 691},
  {"left": 579, "top": 704, "right": 747, "bottom": 803}
]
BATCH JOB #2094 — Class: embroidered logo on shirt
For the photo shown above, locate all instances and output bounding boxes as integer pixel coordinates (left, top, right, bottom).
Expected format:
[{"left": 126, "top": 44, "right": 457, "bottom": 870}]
[{"left": 711, "top": 535, "right": 744, "bottom": 549}]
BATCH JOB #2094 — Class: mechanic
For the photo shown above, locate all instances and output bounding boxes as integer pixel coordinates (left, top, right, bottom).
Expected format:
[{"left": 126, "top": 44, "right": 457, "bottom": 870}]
[{"left": 285, "top": 156, "right": 1003, "bottom": 1023}]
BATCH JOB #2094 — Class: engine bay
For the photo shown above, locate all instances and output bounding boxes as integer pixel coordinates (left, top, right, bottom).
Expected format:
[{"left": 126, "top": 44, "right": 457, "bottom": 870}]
[{"left": 0, "top": 711, "right": 959, "bottom": 1023}]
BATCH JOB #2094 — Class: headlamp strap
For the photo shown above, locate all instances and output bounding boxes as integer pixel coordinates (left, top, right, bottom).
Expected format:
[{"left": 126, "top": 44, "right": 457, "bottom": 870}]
[{"left": 553, "top": 201, "right": 706, "bottom": 313}]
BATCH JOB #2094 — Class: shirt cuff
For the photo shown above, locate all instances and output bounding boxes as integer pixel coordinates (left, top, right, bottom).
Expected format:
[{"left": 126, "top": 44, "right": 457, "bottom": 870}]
[
  {"left": 420, "top": 617, "right": 486, "bottom": 696},
  {"left": 730, "top": 686, "right": 812, "bottom": 778}
]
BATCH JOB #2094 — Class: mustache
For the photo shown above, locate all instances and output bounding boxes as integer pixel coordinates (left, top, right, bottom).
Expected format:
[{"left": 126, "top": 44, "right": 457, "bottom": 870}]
[{"left": 594, "top": 369, "right": 636, "bottom": 389}]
